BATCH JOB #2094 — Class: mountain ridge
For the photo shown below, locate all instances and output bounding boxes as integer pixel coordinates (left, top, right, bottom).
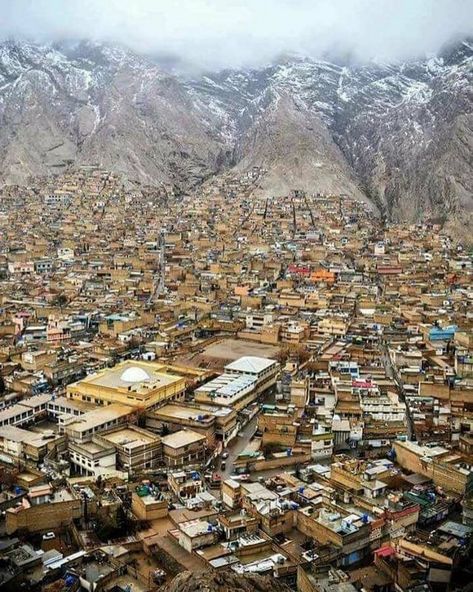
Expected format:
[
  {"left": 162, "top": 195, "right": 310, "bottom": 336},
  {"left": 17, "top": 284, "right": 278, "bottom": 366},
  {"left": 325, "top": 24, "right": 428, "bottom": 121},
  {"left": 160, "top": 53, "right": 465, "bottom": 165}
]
[{"left": 0, "top": 39, "right": 471, "bottom": 230}]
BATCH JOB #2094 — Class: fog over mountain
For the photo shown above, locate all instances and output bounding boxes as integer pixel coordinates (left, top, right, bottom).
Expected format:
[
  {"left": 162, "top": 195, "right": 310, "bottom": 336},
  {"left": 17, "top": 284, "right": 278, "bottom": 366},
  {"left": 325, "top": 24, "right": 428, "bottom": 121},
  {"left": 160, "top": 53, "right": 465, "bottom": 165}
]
[
  {"left": 1, "top": 0, "right": 472, "bottom": 71},
  {"left": 0, "top": 2, "right": 472, "bottom": 238}
]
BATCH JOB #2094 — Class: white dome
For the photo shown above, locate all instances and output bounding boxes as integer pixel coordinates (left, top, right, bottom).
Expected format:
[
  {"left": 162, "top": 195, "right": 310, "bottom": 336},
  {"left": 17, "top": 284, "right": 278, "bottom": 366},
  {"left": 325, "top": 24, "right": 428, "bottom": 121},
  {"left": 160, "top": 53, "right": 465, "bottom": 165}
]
[{"left": 121, "top": 366, "right": 150, "bottom": 383}]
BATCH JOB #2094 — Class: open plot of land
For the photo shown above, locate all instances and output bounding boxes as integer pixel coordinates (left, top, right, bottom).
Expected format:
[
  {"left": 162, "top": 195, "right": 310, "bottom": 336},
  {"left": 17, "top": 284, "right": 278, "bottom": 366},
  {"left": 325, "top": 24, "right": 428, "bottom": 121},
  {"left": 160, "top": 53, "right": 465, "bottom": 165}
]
[{"left": 203, "top": 338, "right": 280, "bottom": 361}]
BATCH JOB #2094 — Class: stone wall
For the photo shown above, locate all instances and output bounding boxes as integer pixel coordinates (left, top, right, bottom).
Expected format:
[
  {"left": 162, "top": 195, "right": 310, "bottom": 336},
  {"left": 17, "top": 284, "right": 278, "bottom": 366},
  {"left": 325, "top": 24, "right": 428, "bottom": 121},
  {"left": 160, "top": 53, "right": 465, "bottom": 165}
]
[
  {"left": 393, "top": 442, "right": 467, "bottom": 494},
  {"left": 6, "top": 498, "right": 81, "bottom": 534}
]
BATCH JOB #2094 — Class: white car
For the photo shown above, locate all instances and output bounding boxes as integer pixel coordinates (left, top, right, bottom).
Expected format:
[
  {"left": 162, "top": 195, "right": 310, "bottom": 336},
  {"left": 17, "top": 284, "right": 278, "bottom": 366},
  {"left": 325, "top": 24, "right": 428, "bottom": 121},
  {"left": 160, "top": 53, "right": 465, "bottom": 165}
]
[
  {"left": 42, "top": 532, "right": 56, "bottom": 540},
  {"left": 222, "top": 451, "right": 229, "bottom": 459}
]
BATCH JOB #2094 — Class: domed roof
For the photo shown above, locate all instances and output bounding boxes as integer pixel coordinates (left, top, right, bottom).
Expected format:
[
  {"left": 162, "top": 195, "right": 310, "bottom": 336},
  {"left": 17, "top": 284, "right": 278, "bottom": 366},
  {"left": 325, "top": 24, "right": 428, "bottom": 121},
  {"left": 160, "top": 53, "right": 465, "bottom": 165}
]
[{"left": 121, "top": 366, "right": 150, "bottom": 383}]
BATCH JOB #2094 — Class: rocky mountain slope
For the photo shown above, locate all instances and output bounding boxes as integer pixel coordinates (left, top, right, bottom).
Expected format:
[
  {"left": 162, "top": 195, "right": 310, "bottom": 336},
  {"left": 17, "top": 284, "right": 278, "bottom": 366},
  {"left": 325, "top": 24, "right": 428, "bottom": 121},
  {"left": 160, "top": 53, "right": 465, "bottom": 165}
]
[
  {"left": 0, "top": 39, "right": 471, "bottom": 226},
  {"left": 161, "top": 570, "right": 290, "bottom": 592}
]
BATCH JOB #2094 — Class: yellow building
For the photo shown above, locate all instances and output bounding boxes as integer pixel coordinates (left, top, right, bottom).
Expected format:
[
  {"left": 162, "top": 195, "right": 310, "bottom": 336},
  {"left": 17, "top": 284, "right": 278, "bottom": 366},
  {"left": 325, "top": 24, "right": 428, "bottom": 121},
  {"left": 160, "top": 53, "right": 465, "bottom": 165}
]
[{"left": 66, "top": 360, "right": 187, "bottom": 410}]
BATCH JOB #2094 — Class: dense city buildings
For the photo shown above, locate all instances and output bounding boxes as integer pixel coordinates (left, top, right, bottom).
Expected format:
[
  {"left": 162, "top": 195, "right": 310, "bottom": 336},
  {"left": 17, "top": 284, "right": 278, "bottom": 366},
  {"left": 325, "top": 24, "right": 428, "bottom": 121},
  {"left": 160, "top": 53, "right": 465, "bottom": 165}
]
[{"left": 0, "top": 166, "right": 472, "bottom": 591}]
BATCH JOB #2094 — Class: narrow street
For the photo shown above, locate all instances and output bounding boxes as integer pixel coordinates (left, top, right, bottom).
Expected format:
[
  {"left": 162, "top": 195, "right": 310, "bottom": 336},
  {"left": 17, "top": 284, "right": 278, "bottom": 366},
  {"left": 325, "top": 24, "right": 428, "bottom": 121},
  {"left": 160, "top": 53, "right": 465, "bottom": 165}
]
[
  {"left": 218, "top": 413, "right": 258, "bottom": 479},
  {"left": 216, "top": 387, "right": 277, "bottom": 479},
  {"left": 381, "top": 342, "right": 414, "bottom": 441}
]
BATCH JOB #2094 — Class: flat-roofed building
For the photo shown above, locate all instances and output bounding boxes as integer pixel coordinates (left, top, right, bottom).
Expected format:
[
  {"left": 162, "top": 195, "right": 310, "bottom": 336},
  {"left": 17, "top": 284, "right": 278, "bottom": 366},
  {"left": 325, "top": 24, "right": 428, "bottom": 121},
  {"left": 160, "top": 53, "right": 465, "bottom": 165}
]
[
  {"left": 6, "top": 486, "right": 81, "bottom": 535},
  {"left": 168, "top": 469, "right": 204, "bottom": 500},
  {"left": 222, "top": 478, "right": 241, "bottom": 508},
  {"left": 161, "top": 429, "right": 206, "bottom": 467},
  {"left": 147, "top": 401, "right": 238, "bottom": 444},
  {"left": 47, "top": 395, "right": 91, "bottom": 419},
  {"left": 132, "top": 488, "right": 168, "bottom": 521},
  {"left": 21, "top": 350, "right": 57, "bottom": 372},
  {"left": 61, "top": 403, "right": 133, "bottom": 442},
  {"left": 225, "top": 356, "right": 279, "bottom": 384},
  {"left": 178, "top": 519, "right": 217, "bottom": 552},
  {"left": 96, "top": 425, "right": 161, "bottom": 473},
  {"left": 147, "top": 402, "right": 216, "bottom": 442},
  {"left": 0, "top": 425, "right": 66, "bottom": 463},
  {"left": 297, "top": 503, "right": 373, "bottom": 566},
  {"left": 218, "top": 510, "right": 259, "bottom": 540},
  {"left": 21, "top": 393, "right": 54, "bottom": 414},
  {"left": 0, "top": 404, "right": 34, "bottom": 428},
  {"left": 66, "top": 360, "right": 187, "bottom": 409},
  {"left": 194, "top": 356, "right": 279, "bottom": 411},
  {"left": 0, "top": 393, "right": 52, "bottom": 428},
  {"left": 393, "top": 440, "right": 471, "bottom": 495},
  {"left": 68, "top": 439, "right": 117, "bottom": 477}
]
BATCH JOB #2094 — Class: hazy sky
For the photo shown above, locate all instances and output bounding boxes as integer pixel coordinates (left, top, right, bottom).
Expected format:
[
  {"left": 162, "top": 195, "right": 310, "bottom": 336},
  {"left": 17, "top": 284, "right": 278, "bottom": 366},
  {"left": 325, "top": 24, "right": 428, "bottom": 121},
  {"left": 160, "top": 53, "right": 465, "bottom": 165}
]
[{"left": 1, "top": 0, "right": 472, "bottom": 69}]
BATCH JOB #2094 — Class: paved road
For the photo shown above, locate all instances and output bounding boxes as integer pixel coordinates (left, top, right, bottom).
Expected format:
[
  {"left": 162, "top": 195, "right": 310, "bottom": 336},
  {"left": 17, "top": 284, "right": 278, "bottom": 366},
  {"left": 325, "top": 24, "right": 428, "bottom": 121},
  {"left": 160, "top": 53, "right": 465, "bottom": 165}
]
[
  {"left": 214, "top": 387, "right": 278, "bottom": 479},
  {"left": 381, "top": 342, "right": 414, "bottom": 440},
  {"left": 218, "top": 414, "right": 258, "bottom": 479}
]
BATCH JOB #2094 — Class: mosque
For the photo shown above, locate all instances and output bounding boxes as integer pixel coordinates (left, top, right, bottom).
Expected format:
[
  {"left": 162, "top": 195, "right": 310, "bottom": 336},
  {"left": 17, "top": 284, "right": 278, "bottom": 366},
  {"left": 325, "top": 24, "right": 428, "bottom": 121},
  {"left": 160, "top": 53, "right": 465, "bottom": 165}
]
[{"left": 66, "top": 360, "right": 190, "bottom": 409}]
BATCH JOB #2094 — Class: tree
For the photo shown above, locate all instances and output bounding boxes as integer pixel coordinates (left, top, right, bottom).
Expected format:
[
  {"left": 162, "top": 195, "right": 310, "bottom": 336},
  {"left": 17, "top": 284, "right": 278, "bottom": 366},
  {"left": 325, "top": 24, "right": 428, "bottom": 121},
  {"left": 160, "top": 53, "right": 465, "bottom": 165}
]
[
  {"left": 95, "top": 475, "right": 103, "bottom": 491},
  {"left": 53, "top": 293, "right": 68, "bottom": 308},
  {"left": 94, "top": 504, "right": 135, "bottom": 542},
  {"left": 275, "top": 346, "right": 290, "bottom": 365},
  {"left": 276, "top": 344, "right": 310, "bottom": 366},
  {"left": 0, "top": 466, "right": 19, "bottom": 490},
  {"left": 291, "top": 344, "right": 310, "bottom": 364}
]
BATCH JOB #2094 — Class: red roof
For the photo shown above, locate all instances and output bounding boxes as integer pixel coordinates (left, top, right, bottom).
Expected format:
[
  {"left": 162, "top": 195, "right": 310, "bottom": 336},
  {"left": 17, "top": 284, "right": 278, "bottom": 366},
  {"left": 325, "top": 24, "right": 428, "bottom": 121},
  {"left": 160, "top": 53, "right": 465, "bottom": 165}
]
[
  {"left": 375, "top": 546, "right": 395, "bottom": 557},
  {"left": 288, "top": 265, "right": 310, "bottom": 276},
  {"left": 352, "top": 380, "right": 373, "bottom": 388}
]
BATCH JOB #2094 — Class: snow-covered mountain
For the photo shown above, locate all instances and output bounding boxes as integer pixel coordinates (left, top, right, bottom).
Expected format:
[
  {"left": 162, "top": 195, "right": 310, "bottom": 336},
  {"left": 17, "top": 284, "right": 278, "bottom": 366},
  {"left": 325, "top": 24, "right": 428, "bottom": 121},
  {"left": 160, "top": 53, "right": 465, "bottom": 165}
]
[{"left": 0, "top": 39, "right": 472, "bottom": 229}]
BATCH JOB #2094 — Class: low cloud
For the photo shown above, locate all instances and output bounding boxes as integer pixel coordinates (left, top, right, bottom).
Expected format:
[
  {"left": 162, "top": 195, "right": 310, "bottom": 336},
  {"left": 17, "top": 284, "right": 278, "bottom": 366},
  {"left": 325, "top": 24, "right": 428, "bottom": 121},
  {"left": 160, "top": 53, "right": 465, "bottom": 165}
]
[{"left": 1, "top": 0, "right": 472, "bottom": 70}]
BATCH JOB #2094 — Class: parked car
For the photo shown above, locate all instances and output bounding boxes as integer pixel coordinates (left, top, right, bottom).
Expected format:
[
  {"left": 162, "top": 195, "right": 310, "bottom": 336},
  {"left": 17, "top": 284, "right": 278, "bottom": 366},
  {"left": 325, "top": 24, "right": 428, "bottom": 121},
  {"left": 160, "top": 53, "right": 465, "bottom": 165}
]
[
  {"left": 222, "top": 451, "right": 229, "bottom": 459},
  {"left": 230, "top": 473, "right": 251, "bottom": 482},
  {"left": 43, "top": 532, "right": 55, "bottom": 540}
]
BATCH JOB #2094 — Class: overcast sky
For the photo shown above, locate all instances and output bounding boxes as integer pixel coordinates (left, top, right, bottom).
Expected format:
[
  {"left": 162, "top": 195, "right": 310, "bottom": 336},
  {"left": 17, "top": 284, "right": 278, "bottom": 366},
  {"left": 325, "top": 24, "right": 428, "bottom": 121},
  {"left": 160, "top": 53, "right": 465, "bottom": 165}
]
[{"left": 1, "top": 0, "right": 472, "bottom": 70}]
